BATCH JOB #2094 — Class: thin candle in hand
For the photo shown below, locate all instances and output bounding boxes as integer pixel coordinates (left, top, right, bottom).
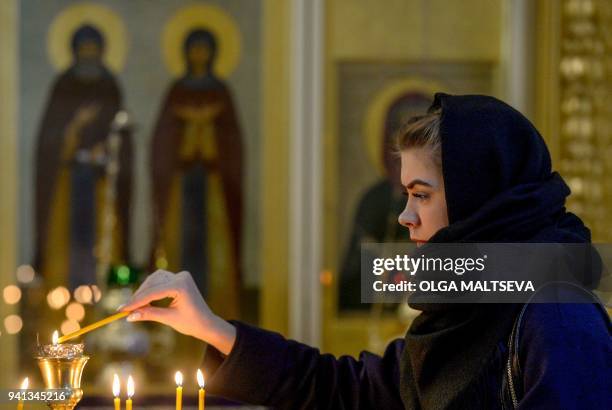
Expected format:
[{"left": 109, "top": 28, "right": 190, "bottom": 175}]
[{"left": 57, "top": 311, "right": 130, "bottom": 343}]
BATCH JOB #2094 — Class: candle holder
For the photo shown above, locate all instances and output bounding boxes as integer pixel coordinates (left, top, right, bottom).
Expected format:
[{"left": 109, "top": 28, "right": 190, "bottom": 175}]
[{"left": 35, "top": 343, "right": 89, "bottom": 410}]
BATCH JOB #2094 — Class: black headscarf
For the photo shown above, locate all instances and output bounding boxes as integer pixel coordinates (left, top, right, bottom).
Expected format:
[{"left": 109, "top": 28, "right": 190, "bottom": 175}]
[{"left": 399, "top": 93, "right": 593, "bottom": 409}]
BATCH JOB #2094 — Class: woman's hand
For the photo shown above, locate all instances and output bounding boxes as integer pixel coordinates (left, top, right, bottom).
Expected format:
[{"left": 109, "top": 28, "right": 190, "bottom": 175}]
[{"left": 119, "top": 270, "right": 236, "bottom": 355}]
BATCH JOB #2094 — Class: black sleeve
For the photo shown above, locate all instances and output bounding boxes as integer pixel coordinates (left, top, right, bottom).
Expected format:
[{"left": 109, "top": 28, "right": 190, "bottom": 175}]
[{"left": 203, "top": 321, "right": 405, "bottom": 409}]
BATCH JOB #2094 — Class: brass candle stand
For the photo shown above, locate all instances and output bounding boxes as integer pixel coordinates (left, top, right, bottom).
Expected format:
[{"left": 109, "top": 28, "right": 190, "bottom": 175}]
[
  {"left": 32, "top": 310, "right": 129, "bottom": 408},
  {"left": 35, "top": 342, "right": 89, "bottom": 410}
]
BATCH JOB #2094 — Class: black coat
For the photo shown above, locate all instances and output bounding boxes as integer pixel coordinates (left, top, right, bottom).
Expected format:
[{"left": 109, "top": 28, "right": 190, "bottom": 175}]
[{"left": 203, "top": 300, "right": 610, "bottom": 409}]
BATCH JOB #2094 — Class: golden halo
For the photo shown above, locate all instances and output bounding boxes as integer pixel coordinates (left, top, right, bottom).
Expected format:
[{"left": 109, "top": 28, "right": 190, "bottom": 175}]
[
  {"left": 47, "top": 2, "right": 128, "bottom": 73},
  {"left": 363, "top": 78, "right": 447, "bottom": 175},
  {"left": 161, "top": 4, "right": 241, "bottom": 78}
]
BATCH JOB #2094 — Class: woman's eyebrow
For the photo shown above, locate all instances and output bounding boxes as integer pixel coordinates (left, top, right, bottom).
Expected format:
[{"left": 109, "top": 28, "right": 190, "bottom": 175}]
[{"left": 404, "top": 179, "right": 434, "bottom": 189}]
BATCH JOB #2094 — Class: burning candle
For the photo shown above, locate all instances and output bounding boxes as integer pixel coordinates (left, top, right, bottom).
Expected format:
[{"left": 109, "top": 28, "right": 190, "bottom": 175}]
[
  {"left": 37, "top": 330, "right": 84, "bottom": 358},
  {"left": 17, "top": 377, "right": 28, "bottom": 410},
  {"left": 112, "top": 374, "right": 121, "bottom": 410},
  {"left": 126, "top": 376, "right": 134, "bottom": 410},
  {"left": 175, "top": 371, "right": 183, "bottom": 410},
  {"left": 197, "top": 369, "right": 205, "bottom": 410}
]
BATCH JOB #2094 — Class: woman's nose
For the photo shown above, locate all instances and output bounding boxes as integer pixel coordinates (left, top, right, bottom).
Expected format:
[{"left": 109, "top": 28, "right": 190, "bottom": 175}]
[{"left": 398, "top": 206, "right": 419, "bottom": 229}]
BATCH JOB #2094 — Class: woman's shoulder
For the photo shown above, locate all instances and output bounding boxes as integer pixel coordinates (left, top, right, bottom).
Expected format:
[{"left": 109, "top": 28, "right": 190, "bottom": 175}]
[
  {"left": 515, "top": 297, "right": 611, "bottom": 406},
  {"left": 523, "top": 283, "right": 608, "bottom": 328},
  {"left": 519, "top": 297, "right": 611, "bottom": 361},
  {"left": 521, "top": 300, "right": 610, "bottom": 338}
]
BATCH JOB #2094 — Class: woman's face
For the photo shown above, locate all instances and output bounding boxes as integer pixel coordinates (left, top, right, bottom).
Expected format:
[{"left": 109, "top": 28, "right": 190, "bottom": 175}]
[{"left": 398, "top": 148, "right": 449, "bottom": 246}]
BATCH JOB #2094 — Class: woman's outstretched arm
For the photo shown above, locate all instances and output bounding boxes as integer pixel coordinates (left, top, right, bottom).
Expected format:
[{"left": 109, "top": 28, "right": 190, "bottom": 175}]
[
  {"left": 201, "top": 321, "right": 405, "bottom": 409},
  {"left": 119, "top": 270, "right": 405, "bottom": 409}
]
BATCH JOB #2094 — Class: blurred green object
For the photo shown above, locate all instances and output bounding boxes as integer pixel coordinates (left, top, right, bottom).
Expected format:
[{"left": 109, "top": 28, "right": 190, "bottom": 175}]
[{"left": 107, "top": 264, "right": 141, "bottom": 286}]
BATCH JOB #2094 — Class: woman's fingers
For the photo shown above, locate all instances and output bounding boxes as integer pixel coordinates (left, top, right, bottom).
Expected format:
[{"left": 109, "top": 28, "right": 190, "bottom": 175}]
[
  {"left": 128, "top": 270, "right": 179, "bottom": 304},
  {"left": 127, "top": 306, "right": 173, "bottom": 325},
  {"left": 114, "top": 270, "right": 228, "bottom": 348},
  {"left": 133, "top": 270, "right": 177, "bottom": 297},
  {"left": 120, "top": 284, "right": 180, "bottom": 312}
]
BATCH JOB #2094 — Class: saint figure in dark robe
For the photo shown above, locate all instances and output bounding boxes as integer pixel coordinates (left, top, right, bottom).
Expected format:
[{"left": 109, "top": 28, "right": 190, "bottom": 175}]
[
  {"left": 151, "top": 29, "right": 243, "bottom": 319},
  {"left": 339, "top": 92, "right": 431, "bottom": 310},
  {"left": 34, "top": 24, "right": 133, "bottom": 289}
]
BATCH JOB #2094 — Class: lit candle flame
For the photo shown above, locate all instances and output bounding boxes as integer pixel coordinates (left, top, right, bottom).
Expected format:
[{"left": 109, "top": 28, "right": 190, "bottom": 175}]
[
  {"left": 112, "top": 374, "right": 120, "bottom": 397},
  {"left": 20, "top": 377, "right": 29, "bottom": 390},
  {"left": 196, "top": 369, "right": 205, "bottom": 388},
  {"left": 52, "top": 330, "right": 59, "bottom": 345},
  {"left": 174, "top": 371, "right": 183, "bottom": 386},
  {"left": 127, "top": 375, "right": 134, "bottom": 398}
]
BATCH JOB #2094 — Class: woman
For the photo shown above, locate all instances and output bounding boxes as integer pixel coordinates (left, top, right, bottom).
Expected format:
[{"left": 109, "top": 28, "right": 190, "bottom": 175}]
[{"left": 122, "top": 94, "right": 611, "bottom": 408}]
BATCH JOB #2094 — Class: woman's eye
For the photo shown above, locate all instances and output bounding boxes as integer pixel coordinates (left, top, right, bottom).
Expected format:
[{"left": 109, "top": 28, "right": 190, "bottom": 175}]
[{"left": 402, "top": 191, "right": 429, "bottom": 200}]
